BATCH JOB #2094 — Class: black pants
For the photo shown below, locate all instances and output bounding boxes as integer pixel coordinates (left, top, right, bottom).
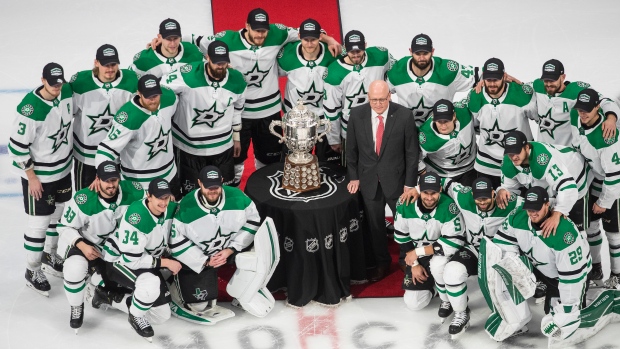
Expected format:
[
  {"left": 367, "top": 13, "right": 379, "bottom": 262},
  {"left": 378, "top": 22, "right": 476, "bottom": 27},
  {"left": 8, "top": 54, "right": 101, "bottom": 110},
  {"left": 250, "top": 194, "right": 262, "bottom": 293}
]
[
  {"left": 449, "top": 168, "right": 478, "bottom": 187},
  {"left": 106, "top": 263, "right": 171, "bottom": 308},
  {"left": 73, "top": 160, "right": 97, "bottom": 191},
  {"left": 235, "top": 112, "right": 283, "bottom": 166},
  {"left": 361, "top": 181, "right": 395, "bottom": 268},
  {"left": 176, "top": 147, "right": 234, "bottom": 196},
  {"left": 21, "top": 173, "right": 72, "bottom": 215},
  {"left": 173, "top": 265, "right": 220, "bottom": 304},
  {"left": 401, "top": 256, "right": 435, "bottom": 291}
]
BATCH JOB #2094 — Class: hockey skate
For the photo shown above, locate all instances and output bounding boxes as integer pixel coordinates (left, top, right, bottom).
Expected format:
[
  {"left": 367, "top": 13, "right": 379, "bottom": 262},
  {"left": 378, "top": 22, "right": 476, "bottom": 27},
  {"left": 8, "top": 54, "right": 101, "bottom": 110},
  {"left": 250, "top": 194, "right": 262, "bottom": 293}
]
[
  {"left": 25, "top": 269, "right": 50, "bottom": 297},
  {"left": 449, "top": 307, "right": 470, "bottom": 339},
  {"left": 438, "top": 301, "right": 453, "bottom": 324},
  {"left": 533, "top": 281, "right": 547, "bottom": 304},
  {"left": 603, "top": 273, "right": 620, "bottom": 290},
  {"left": 589, "top": 263, "right": 604, "bottom": 288},
  {"left": 70, "top": 303, "right": 84, "bottom": 334},
  {"left": 169, "top": 285, "right": 235, "bottom": 325},
  {"left": 41, "top": 251, "right": 63, "bottom": 278},
  {"left": 91, "top": 285, "right": 126, "bottom": 310},
  {"left": 128, "top": 310, "right": 154, "bottom": 342}
]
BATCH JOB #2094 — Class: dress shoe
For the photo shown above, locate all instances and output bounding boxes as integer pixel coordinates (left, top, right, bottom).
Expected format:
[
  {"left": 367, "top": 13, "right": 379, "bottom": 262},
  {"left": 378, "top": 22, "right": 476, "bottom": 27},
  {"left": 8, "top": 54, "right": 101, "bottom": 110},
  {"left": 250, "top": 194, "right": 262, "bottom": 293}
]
[{"left": 368, "top": 264, "right": 390, "bottom": 282}]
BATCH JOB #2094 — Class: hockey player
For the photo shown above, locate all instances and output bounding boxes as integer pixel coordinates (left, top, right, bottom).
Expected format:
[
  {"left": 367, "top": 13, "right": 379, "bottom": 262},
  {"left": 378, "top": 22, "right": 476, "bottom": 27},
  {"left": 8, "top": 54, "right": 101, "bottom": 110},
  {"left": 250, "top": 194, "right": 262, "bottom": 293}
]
[
  {"left": 185, "top": 8, "right": 341, "bottom": 183},
  {"left": 468, "top": 58, "right": 538, "bottom": 188},
  {"left": 418, "top": 99, "right": 477, "bottom": 185},
  {"left": 570, "top": 88, "right": 620, "bottom": 288},
  {"left": 394, "top": 172, "right": 465, "bottom": 315},
  {"left": 277, "top": 18, "right": 339, "bottom": 164},
  {"left": 106, "top": 178, "right": 181, "bottom": 342},
  {"left": 71, "top": 44, "right": 138, "bottom": 190},
  {"left": 9, "top": 63, "right": 73, "bottom": 295},
  {"left": 161, "top": 41, "right": 246, "bottom": 194},
  {"left": 130, "top": 19, "right": 204, "bottom": 78},
  {"left": 387, "top": 33, "right": 478, "bottom": 127},
  {"left": 57, "top": 161, "right": 145, "bottom": 333},
  {"left": 95, "top": 74, "right": 180, "bottom": 196},
  {"left": 324, "top": 30, "right": 394, "bottom": 161},
  {"left": 440, "top": 177, "right": 523, "bottom": 337},
  {"left": 168, "top": 166, "right": 263, "bottom": 324}
]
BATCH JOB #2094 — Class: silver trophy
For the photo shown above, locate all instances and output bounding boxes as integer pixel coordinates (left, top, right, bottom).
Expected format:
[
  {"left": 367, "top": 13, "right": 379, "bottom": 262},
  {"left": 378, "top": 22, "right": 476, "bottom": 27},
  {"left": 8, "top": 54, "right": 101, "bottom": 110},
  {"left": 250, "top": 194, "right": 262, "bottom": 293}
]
[{"left": 269, "top": 100, "right": 331, "bottom": 192}]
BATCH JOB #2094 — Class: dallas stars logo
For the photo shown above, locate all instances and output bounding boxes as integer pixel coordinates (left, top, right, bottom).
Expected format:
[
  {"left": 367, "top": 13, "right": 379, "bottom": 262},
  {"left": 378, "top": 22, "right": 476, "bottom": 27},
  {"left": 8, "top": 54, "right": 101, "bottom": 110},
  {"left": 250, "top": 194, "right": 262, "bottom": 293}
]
[
  {"left": 296, "top": 81, "right": 323, "bottom": 108},
  {"left": 524, "top": 246, "right": 548, "bottom": 267},
  {"left": 410, "top": 98, "right": 432, "bottom": 121},
  {"left": 192, "top": 103, "right": 225, "bottom": 128},
  {"left": 145, "top": 238, "right": 166, "bottom": 256},
  {"left": 481, "top": 120, "right": 516, "bottom": 147},
  {"left": 48, "top": 118, "right": 72, "bottom": 154},
  {"left": 45, "top": 195, "right": 55, "bottom": 206},
  {"left": 538, "top": 108, "right": 568, "bottom": 139},
  {"left": 244, "top": 62, "right": 270, "bottom": 87},
  {"left": 345, "top": 85, "right": 368, "bottom": 109},
  {"left": 199, "top": 227, "right": 228, "bottom": 254},
  {"left": 87, "top": 104, "right": 114, "bottom": 135},
  {"left": 144, "top": 127, "right": 170, "bottom": 160},
  {"left": 193, "top": 288, "right": 208, "bottom": 301},
  {"left": 446, "top": 142, "right": 474, "bottom": 165}
]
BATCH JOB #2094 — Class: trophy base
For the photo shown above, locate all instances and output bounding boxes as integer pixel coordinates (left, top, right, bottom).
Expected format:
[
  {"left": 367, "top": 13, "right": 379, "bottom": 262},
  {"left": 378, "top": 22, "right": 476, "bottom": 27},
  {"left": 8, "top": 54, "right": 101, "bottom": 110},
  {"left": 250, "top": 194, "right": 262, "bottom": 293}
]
[{"left": 282, "top": 155, "right": 321, "bottom": 193}]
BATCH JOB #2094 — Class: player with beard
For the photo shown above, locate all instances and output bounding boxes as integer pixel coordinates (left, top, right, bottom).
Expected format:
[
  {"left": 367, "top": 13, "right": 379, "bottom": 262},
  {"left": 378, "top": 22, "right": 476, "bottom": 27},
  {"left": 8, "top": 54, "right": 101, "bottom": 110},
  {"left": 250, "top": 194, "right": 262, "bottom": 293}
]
[
  {"left": 162, "top": 41, "right": 246, "bottom": 195},
  {"left": 324, "top": 30, "right": 395, "bottom": 164}
]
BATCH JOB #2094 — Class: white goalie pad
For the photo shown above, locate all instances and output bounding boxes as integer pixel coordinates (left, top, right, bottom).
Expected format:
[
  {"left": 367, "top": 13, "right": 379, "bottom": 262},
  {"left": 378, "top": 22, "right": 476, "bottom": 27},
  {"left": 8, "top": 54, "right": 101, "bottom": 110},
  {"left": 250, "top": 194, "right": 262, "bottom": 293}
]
[
  {"left": 226, "top": 217, "right": 280, "bottom": 318},
  {"left": 493, "top": 255, "right": 537, "bottom": 302},
  {"left": 169, "top": 283, "right": 235, "bottom": 325}
]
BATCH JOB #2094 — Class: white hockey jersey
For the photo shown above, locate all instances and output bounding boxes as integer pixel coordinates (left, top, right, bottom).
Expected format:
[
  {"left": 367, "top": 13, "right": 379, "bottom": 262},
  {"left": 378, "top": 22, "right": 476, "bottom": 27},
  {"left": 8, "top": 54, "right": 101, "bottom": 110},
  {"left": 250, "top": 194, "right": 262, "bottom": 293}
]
[{"left": 129, "top": 42, "right": 205, "bottom": 78}]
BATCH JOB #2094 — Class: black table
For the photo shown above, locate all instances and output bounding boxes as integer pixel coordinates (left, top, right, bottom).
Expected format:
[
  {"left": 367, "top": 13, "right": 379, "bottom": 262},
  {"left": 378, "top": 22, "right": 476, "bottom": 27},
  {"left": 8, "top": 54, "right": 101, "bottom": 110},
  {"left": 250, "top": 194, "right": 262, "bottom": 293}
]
[{"left": 245, "top": 162, "right": 366, "bottom": 307}]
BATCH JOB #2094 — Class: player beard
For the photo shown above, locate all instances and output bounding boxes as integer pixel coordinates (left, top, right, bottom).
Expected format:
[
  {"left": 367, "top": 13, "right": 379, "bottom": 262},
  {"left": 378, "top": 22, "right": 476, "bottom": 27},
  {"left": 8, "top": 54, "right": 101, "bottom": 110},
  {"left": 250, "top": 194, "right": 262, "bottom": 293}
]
[
  {"left": 208, "top": 64, "right": 227, "bottom": 80},
  {"left": 412, "top": 57, "right": 430, "bottom": 70}
]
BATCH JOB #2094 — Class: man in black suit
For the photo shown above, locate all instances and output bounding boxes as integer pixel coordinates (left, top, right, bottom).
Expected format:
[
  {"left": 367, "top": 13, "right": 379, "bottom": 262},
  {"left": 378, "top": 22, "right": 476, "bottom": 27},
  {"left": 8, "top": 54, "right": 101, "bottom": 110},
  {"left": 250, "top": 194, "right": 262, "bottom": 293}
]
[{"left": 346, "top": 80, "right": 419, "bottom": 282}]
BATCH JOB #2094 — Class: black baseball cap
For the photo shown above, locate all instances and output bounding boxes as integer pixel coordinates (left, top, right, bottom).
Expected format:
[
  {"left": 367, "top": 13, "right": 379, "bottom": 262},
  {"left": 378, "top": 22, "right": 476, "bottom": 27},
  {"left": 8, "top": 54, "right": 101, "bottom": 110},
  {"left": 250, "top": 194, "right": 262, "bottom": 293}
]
[
  {"left": 208, "top": 41, "right": 230, "bottom": 64},
  {"left": 503, "top": 130, "right": 529, "bottom": 155},
  {"left": 523, "top": 186, "right": 549, "bottom": 211},
  {"left": 42, "top": 62, "right": 66, "bottom": 86},
  {"left": 419, "top": 172, "right": 441, "bottom": 193},
  {"left": 199, "top": 166, "right": 223, "bottom": 188},
  {"left": 573, "top": 88, "right": 600, "bottom": 112},
  {"left": 540, "top": 59, "right": 564, "bottom": 81},
  {"left": 411, "top": 34, "right": 433, "bottom": 53},
  {"left": 472, "top": 177, "right": 494, "bottom": 199},
  {"left": 432, "top": 99, "right": 454, "bottom": 121},
  {"left": 96, "top": 44, "right": 120, "bottom": 66},
  {"left": 159, "top": 18, "right": 182, "bottom": 38},
  {"left": 97, "top": 161, "right": 120, "bottom": 182},
  {"left": 247, "top": 8, "right": 270, "bottom": 30},
  {"left": 483, "top": 58, "right": 505, "bottom": 80},
  {"left": 299, "top": 18, "right": 321, "bottom": 39},
  {"left": 138, "top": 74, "right": 162, "bottom": 98},
  {"left": 344, "top": 30, "right": 365, "bottom": 52},
  {"left": 148, "top": 178, "right": 173, "bottom": 199}
]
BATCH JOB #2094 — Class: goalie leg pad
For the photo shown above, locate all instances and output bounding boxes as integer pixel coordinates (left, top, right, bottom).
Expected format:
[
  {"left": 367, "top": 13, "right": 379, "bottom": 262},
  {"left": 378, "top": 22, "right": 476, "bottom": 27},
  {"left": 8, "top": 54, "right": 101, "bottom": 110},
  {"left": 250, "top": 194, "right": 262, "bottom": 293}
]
[{"left": 169, "top": 282, "right": 235, "bottom": 325}]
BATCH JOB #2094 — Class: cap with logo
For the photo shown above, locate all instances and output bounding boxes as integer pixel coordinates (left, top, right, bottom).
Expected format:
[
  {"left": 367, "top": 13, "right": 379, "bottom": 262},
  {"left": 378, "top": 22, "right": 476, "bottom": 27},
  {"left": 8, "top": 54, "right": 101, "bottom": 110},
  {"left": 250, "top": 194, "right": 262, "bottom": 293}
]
[
  {"left": 472, "top": 177, "right": 494, "bottom": 199},
  {"left": 159, "top": 18, "right": 181, "bottom": 39},
  {"left": 96, "top": 44, "right": 120, "bottom": 66},
  {"left": 42, "top": 62, "right": 66, "bottom": 86},
  {"left": 148, "top": 178, "right": 173, "bottom": 199},
  {"left": 573, "top": 88, "right": 600, "bottom": 112},
  {"left": 482, "top": 58, "right": 505, "bottom": 80},
  {"left": 199, "top": 165, "right": 223, "bottom": 188},
  {"left": 432, "top": 99, "right": 455, "bottom": 121},
  {"left": 503, "top": 130, "right": 529, "bottom": 155},
  {"left": 207, "top": 41, "right": 230, "bottom": 64},
  {"left": 344, "top": 30, "right": 365, "bottom": 52},
  {"left": 411, "top": 34, "right": 433, "bottom": 53},
  {"left": 540, "top": 59, "right": 564, "bottom": 81},
  {"left": 97, "top": 161, "right": 121, "bottom": 182},
  {"left": 299, "top": 18, "right": 321, "bottom": 39},
  {"left": 247, "top": 8, "right": 270, "bottom": 30},
  {"left": 522, "top": 186, "right": 549, "bottom": 211},
  {"left": 419, "top": 172, "right": 441, "bottom": 193},
  {"left": 138, "top": 74, "right": 162, "bottom": 98}
]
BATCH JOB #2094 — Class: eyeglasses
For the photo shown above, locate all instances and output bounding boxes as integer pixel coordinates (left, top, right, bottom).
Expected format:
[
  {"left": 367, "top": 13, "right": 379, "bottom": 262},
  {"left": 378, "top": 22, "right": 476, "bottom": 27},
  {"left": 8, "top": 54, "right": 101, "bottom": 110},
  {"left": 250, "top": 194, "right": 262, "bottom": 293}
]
[{"left": 369, "top": 96, "right": 389, "bottom": 104}]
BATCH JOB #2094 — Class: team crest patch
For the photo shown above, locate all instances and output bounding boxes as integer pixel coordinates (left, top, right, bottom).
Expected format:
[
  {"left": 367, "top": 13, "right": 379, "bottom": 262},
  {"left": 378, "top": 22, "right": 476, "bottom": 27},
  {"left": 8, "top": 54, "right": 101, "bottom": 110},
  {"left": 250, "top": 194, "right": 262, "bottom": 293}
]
[
  {"left": 376, "top": 46, "right": 387, "bottom": 52},
  {"left": 133, "top": 52, "right": 141, "bottom": 62},
  {"left": 460, "top": 186, "right": 472, "bottom": 193},
  {"left": 283, "top": 237, "right": 293, "bottom": 252},
  {"left": 322, "top": 68, "right": 328, "bottom": 80},
  {"left": 70, "top": 74, "right": 78, "bottom": 83},
  {"left": 132, "top": 181, "right": 143, "bottom": 190},
  {"left": 536, "top": 153, "right": 550, "bottom": 165},
  {"left": 277, "top": 47, "right": 284, "bottom": 59},
  {"left": 115, "top": 111, "right": 128, "bottom": 124},
  {"left": 446, "top": 60, "right": 458, "bottom": 72},
  {"left": 605, "top": 137, "right": 616, "bottom": 145},
  {"left": 20, "top": 104, "right": 34, "bottom": 117},
  {"left": 214, "top": 31, "right": 226, "bottom": 38},
  {"left": 306, "top": 238, "right": 319, "bottom": 253},
  {"left": 339, "top": 227, "right": 348, "bottom": 242},
  {"left": 453, "top": 101, "right": 464, "bottom": 108},
  {"left": 563, "top": 232, "right": 575, "bottom": 245},
  {"left": 508, "top": 193, "right": 517, "bottom": 202},
  {"left": 275, "top": 23, "right": 287, "bottom": 30},
  {"left": 180, "top": 64, "right": 192, "bottom": 73},
  {"left": 419, "top": 132, "right": 427, "bottom": 144},
  {"left": 449, "top": 203, "right": 459, "bottom": 215},
  {"left": 128, "top": 213, "right": 141, "bottom": 225},
  {"left": 522, "top": 84, "right": 533, "bottom": 95},
  {"left": 325, "top": 234, "right": 333, "bottom": 249},
  {"left": 576, "top": 81, "right": 589, "bottom": 88},
  {"left": 75, "top": 193, "right": 88, "bottom": 205}
]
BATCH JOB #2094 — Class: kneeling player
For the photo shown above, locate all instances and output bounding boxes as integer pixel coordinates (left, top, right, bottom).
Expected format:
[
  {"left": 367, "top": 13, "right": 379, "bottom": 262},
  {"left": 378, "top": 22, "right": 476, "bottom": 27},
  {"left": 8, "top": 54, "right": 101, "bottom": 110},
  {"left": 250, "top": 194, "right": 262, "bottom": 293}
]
[{"left": 394, "top": 172, "right": 465, "bottom": 316}]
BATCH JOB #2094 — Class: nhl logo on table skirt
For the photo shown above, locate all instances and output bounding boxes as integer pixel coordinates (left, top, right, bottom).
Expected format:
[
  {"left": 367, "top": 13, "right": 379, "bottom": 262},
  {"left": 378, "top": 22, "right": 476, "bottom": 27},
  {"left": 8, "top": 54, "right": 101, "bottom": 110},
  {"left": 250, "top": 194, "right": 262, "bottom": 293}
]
[
  {"left": 325, "top": 234, "right": 333, "bottom": 249},
  {"left": 339, "top": 227, "right": 348, "bottom": 242},
  {"left": 284, "top": 237, "right": 294, "bottom": 252},
  {"left": 306, "top": 238, "right": 319, "bottom": 253},
  {"left": 267, "top": 169, "right": 337, "bottom": 202},
  {"left": 350, "top": 218, "right": 359, "bottom": 232}
]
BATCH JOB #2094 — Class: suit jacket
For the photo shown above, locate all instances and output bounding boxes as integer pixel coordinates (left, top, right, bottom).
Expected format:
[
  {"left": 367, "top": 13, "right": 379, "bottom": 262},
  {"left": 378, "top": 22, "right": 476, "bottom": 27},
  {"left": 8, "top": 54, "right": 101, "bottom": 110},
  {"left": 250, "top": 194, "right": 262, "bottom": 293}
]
[{"left": 346, "top": 101, "right": 419, "bottom": 200}]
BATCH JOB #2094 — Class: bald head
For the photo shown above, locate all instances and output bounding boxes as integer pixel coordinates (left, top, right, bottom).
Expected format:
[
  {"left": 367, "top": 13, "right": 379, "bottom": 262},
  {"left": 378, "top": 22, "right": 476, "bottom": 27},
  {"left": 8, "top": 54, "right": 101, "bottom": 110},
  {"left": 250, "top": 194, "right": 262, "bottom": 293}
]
[{"left": 368, "top": 80, "right": 390, "bottom": 114}]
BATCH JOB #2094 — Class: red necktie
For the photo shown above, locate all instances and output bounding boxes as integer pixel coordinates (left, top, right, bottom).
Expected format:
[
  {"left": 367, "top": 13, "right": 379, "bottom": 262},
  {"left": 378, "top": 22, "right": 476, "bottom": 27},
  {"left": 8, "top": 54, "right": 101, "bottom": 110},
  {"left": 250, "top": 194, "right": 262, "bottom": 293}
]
[{"left": 376, "top": 115, "right": 384, "bottom": 155}]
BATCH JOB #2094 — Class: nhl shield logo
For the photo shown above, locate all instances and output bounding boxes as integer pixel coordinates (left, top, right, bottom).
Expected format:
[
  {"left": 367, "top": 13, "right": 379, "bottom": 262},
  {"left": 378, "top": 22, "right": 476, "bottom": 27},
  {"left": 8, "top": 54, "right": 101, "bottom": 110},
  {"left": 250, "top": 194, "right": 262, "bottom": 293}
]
[
  {"left": 350, "top": 218, "right": 359, "bottom": 232},
  {"left": 339, "top": 227, "right": 348, "bottom": 242},
  {"left": 267, "top": 169, "right": 337, "bottom": 202},
  {"left": 325, "top": 234, "right": 333, "bottom": 249},
  {"left": 306, "top": 238, "right": 319, "bottom": 253},
  {"left": 284, "top": 237, "right": 294, "bottom": 252}
]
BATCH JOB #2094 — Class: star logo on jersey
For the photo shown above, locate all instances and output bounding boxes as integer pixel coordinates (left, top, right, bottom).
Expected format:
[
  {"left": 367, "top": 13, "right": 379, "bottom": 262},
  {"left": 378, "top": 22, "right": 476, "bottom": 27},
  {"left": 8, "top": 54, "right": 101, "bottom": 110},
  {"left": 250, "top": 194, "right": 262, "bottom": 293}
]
[
  {"left": 48, "top": 118, "right": 72, "bottom": 154},
  {"left": 524, "top": 246, "right": 548, "bottom": 267},
  {"left": 345, "top": 85, "right": 368, "bottom": 109},
  {"left": 481, "top": 120, "right": 516, "bottom": 147},
  {"left": 467, "top": 226, "right": 485, "bottom": 246},
  {"left": 193, "top": 288, "right": 208, "bottom": 301},
  {"left": 446, "top": 142, "right": 474, "bottom": 165},
  {"left": 296, "top": 81, "right": 323, "bottom": 108},
  {"left": 244, "top": 62, "right": 270, "bottom": 87},
  {"left": 200, "top": 227, "right": 227, "bottom": 254},
  {"left": 183, "top": 180, "right": 195, "bottom": 192},
  {"left": 410, "top": 98, "right": 432, "bottom": 122},
  {"left": 87, "top": 104, "right": 114, "bottom": 135},
  {"left": 192, "top": 103, "right": 225, "bottom": 128},
  {"left": 145, "top": 238, "right": 166, "bottom": 256},
  {"left": 538, "top": 108, "right": 568, "bottom": 139},
  {"left": 45, "top": 195, "right": 55, "bottom": 206},
  {"left": 144, "top": 126, "right": 170, "bottom": 160}
]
